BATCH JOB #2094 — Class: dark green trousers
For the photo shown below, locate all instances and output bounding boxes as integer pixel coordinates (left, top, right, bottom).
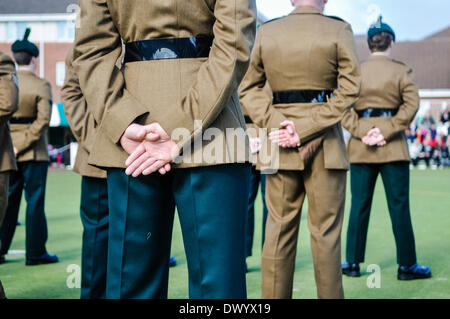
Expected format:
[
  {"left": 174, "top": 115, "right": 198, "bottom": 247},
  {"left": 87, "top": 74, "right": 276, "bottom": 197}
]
[
  {"left": 0, "top": 161, "right": 48, "bottom": 258},
  {"left": 246, "top": 166, "right": 268, "bottom": 257},
  {"left": 80, "top": 176, "right": 109, "bottom": 299},
  {"left": 345, "top": 162, "right": 417, "bottom": 266},
  {"left": 106, "top": 164, "right": 250, "bottom": 299}
]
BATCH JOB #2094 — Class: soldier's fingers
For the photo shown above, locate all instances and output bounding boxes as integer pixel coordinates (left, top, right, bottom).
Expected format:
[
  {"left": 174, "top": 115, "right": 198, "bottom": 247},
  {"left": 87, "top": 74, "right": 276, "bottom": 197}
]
[
  {"left": 125, "top": 143, "right": 146, "bottom": 167},
  {"left": 164, "top": 163, "right": 171, "bottom": 172},
  {"left": 280, "top": 120, "right": 294, "bottom": 127},
  {"left": 142, "top": 160, "right": 167, "bottom": 176},
  {"left": 145, "top": 132, "right": 161, "bottom": 142},
  {"left": 132, "top": 156, "right": 158, "bottom": 177},
  {"left": 126, "top": 152, "right": 151, "bottom": 176},
  {"left": 158, "top": 163, "right": 172, "bottom": 175},
  {"left": 126, "top": 124, "right": 146, "bottom": 140},
  {"left": 269, "top": 130, "right": 287, "bottom": 139},
  {"left": 125, "top": 154, "right": 149, "bottom": 176}
]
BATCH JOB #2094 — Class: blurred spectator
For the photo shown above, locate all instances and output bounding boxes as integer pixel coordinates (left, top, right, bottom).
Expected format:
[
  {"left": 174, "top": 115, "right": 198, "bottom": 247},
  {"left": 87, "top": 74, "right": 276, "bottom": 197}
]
[
  {"left": 408, "top": 107, "right": 450, "bottom": 169},
  {"left": 409, "top": 139, "right": 425, "bottom": 167},
  {"left": 422, "top": 111, "right": 435, "bottom": 127},
  {"left": 441, "top": 106, "right": 449, "bottom": 124}
]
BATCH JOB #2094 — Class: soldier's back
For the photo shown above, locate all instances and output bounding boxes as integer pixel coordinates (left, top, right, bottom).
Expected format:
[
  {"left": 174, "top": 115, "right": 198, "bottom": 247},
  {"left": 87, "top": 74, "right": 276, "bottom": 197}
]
[
  {"left": 257, "top": 7, "right": 351, "bottom": 91},
  {"left": 355, "top": 56, "right": 412, "bottom": 110}
]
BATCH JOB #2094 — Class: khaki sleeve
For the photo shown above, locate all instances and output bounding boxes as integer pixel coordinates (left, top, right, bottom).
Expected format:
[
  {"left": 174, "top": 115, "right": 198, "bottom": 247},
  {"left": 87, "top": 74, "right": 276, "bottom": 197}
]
[
  {"left": 61, "top": 49, "right": 95, "bottom": 154},
  {"left": 377, "top": 68, "right": 419, "bottom": 141},
  {"left": 0, "top": 53, "right": 19, "bottom": 125},
  {"left": 341, "top": 108, "right": 369, "bottom": 139},
  {"left": 73, "top": 0, "right": 149, "bottom": 145},
  {"left": 238, "top": 30, "right": 288, "bottom": 131},
  {"left": 145, "top": 0, "right": 257, "bottom": 149},
  {"left": 296, "top": 23, "right": 361, "bottom": 144},
  {"left": 14, "top": 81, "right": 52, "bottom": 154}
]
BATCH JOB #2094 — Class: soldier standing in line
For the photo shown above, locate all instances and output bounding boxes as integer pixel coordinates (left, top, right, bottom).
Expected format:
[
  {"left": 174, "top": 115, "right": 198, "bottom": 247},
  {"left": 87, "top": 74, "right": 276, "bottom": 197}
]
[
  {"left": 239, "top": 0, "right": 361, "bottom": 299},
  {"left": 0, "top": 29, "right": 57, "bottom": 266},
  {"left": 73, "top": 0, "right": 256, "bottom": 299},
  {"left": 62, "top": 47, "right": 109, "bottom": 299},
  {"left": 341, "top": 17, "right": 431, "bottom": 281},
  {"left": 0, "top": 50, "right": 19, "bottom": 298},
  {"left": 62, "top": 47, "right": 178, "bottom": 299},
  {"left": 243, "top": 103, "right": 269, "bottom": 272}
]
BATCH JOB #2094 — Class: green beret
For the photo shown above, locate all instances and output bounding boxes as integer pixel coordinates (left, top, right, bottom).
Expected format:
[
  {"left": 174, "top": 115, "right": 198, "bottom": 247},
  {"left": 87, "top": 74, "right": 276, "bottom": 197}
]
[
  {"left": 367, "top": 16, "right": 396, "bottom": 42},
  {"left": 11, "top": 28, "right": 39, "bottom": 57}
]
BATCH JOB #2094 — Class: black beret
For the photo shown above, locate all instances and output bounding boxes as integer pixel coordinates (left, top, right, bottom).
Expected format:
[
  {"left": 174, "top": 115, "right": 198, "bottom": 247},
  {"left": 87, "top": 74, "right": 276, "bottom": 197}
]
[
  {"left": 367, "top": 16, "right": 396, "bottom": 42},
  {"left": 11, "top": 28, "right": 39, "bottom": 57}
]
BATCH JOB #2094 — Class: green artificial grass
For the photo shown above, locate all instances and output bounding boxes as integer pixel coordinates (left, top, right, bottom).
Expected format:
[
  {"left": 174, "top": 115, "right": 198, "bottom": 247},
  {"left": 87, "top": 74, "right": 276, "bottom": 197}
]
[{"left": 1, "top": 168, "right": 449, "bottom": 299}]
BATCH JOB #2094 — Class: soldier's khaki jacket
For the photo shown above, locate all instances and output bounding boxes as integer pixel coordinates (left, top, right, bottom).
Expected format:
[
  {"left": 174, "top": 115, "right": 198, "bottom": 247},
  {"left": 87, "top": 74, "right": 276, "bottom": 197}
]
[
  {"left": 342, "top": 54, "right": 419, "bottom": 163},
  {"left": 0, "top": 51, "right": 18, "bottom": 173},
  {"left": 61, "top": 48, "right": 106, "bottom": 179},
  {"left": 73, "top": 0, "right": 257, "bottom": 169},
  {"left": 239, "top": 6, "right": 361, "bottom": 171},
  {"left": 10, "top": 69, "right": 52, "bottom": 162}
]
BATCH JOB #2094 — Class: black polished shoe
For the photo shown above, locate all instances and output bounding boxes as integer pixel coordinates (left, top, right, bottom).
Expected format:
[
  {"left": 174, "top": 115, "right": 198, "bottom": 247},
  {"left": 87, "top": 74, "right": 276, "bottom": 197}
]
[
  {"left": 26, "top": 253, "right": 59, "bottom": 266},
  {"left": 342, "top": 261, "right": 361, "bottom": 277},
  {"left": 398, "top": 263, "right": 431, "bottom": 280},
  {"left": 169, "top": 256, "right": 177, "bottom": 268},
  {"left": 0, "top": 255, "right": 5, "bottom": 265}
]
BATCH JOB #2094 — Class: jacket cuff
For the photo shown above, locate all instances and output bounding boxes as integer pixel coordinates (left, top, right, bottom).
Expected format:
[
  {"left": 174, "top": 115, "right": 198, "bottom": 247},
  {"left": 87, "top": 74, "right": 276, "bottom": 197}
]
[{"left": 100, "top": 94, "right": 149, "bottom": 145}]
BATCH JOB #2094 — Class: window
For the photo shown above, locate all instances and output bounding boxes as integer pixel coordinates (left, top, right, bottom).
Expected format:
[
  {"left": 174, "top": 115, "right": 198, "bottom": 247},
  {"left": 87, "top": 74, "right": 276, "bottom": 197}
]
[
  {"left": 16, "top": 22, "right": 28, "bottom": 40},
  {"left": 6, "top": 22, "right": 16, "bottom": 42},
  {"left": 57, "top": 21, "right": 75, "bottom": 42},
  {"left": 55, "top": 62, "right": 66, "bottom": 87}
]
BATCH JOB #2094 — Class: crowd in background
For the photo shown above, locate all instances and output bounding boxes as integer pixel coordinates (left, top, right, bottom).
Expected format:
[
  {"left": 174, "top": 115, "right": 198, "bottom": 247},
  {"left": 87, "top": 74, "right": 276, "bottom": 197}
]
[{"left": 407, "top": 107, "right": 450, "bottom": 168}]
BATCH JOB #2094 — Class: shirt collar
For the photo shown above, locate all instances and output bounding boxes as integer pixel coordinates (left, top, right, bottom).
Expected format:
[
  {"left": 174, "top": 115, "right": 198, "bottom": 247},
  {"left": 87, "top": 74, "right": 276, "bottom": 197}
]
[{"left": 291, "top": 6, "right": 323, "bottom": 16}]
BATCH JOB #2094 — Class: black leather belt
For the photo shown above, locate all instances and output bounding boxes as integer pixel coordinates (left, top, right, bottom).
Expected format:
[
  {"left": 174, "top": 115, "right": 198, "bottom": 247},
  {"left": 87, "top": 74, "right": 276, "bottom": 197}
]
[
  {"left": 356, "top": 108, "right": 398, "bottom": 118},
  {"left": 244, "top": 116, "right": 253, "bottom": 124},
  {"left": 272, "top": 90, "right": 333, "bottom": 104},
  {"left": 124, "top": 36, "right": 214, "bottom": 63},
  {"left": 9, "top": 117, "right": 36, "bottom": 124}
]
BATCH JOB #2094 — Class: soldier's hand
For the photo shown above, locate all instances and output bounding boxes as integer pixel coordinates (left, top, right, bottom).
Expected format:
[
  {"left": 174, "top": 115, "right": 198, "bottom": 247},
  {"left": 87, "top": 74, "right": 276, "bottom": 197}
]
[
  {"left": 120, "top": 123, "right": 154, "bottom": 155},
  {"left": 362, "top": 127, "right": 385, "bottom": 146},
  {"left": 13, "top": 146, "right": 18, "bottom": 157},
  {"left": 249, "top": 137, "right": 262, "bottom": 154},
  {"left": 269, "top": 120, "right": 300, "bottom": 148},
  {"left": 125, "top": 123, "right": 180, "bottom": 177}
]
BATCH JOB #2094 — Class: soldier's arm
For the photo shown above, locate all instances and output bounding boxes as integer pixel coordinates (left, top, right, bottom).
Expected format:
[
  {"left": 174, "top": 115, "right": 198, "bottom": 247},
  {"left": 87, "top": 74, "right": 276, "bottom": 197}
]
[
  {"left": 377, "top": 68, "right": 420, "bottom": 141},
  {"left": 61, "top": 50, "right": 95, "bottom": 154},
  {"left": 73, "top": 0, "right": 149, "bottom": 146},
  {"left": 296, "top": 23, "right": 361, "bottom": 144},
  {"left": 145, "top": 0, "right": 257, "bottom": 149},
  {"left": 0, "top": 53, "right": 19, "bottom": 125},
  {"left": 341, "top": 108, "right": 370, "bottom": 139},
  {"left": 239, "top": 30, "right": 288, "bottom": 131},
  {"left": 14, "top": 81, "right": 52, "bottom": 154}
]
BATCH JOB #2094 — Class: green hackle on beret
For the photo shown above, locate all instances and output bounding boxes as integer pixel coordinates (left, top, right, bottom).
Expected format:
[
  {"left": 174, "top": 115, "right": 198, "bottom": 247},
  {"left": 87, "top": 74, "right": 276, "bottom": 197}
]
[
  {"left": 11, "top": 27, "right": 39, "bottom": 57},
  {"left": 367, "top": 16, "right": 396, "bottom": 42}
]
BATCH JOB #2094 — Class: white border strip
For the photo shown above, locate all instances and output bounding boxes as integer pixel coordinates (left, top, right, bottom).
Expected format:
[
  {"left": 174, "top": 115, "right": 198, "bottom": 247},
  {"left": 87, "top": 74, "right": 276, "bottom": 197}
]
[{"left": 0, "top": 14, "right": 75, "bottom": 22}]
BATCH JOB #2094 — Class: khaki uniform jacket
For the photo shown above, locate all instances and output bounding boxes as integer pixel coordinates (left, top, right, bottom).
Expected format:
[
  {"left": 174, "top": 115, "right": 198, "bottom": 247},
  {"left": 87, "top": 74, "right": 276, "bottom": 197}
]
[
  {"left": 10, "top": 69, "right": 52, "bottom": 162},
  {"left": 73, "top": 0, "right": 257, "bottom": 169},
  {"left": 61, "top": 49, "right": 106, "bottom": 179},
  {"left": 239, "top": 6, "right": 361, "bottom": 171},
  {"left": 342, "top": 54, "right": 419, "bottom": 163},
  {"left": 0, "top": 52, "right": 18, "bottom": 172}
]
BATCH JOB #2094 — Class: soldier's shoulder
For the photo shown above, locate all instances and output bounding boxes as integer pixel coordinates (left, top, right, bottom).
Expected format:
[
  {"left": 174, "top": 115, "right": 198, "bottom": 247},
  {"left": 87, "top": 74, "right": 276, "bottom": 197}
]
[
  {"left": 323, "top": 15, "right": 349, "bottom": 26},
  {"left": 258, "top": 16, "right": 283, "bottom": 32},
  {"left": 262, "top": 16, "right": 283, "bottom": 26},
  {"left": 324, "top": 15, "right": 346, "bottom": 23},
  {"left": 391, "top": 59, "right": 413, "bottom": 73},
  {"left": 0, "top": 51, "right": 14, "bottom": 66}
]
